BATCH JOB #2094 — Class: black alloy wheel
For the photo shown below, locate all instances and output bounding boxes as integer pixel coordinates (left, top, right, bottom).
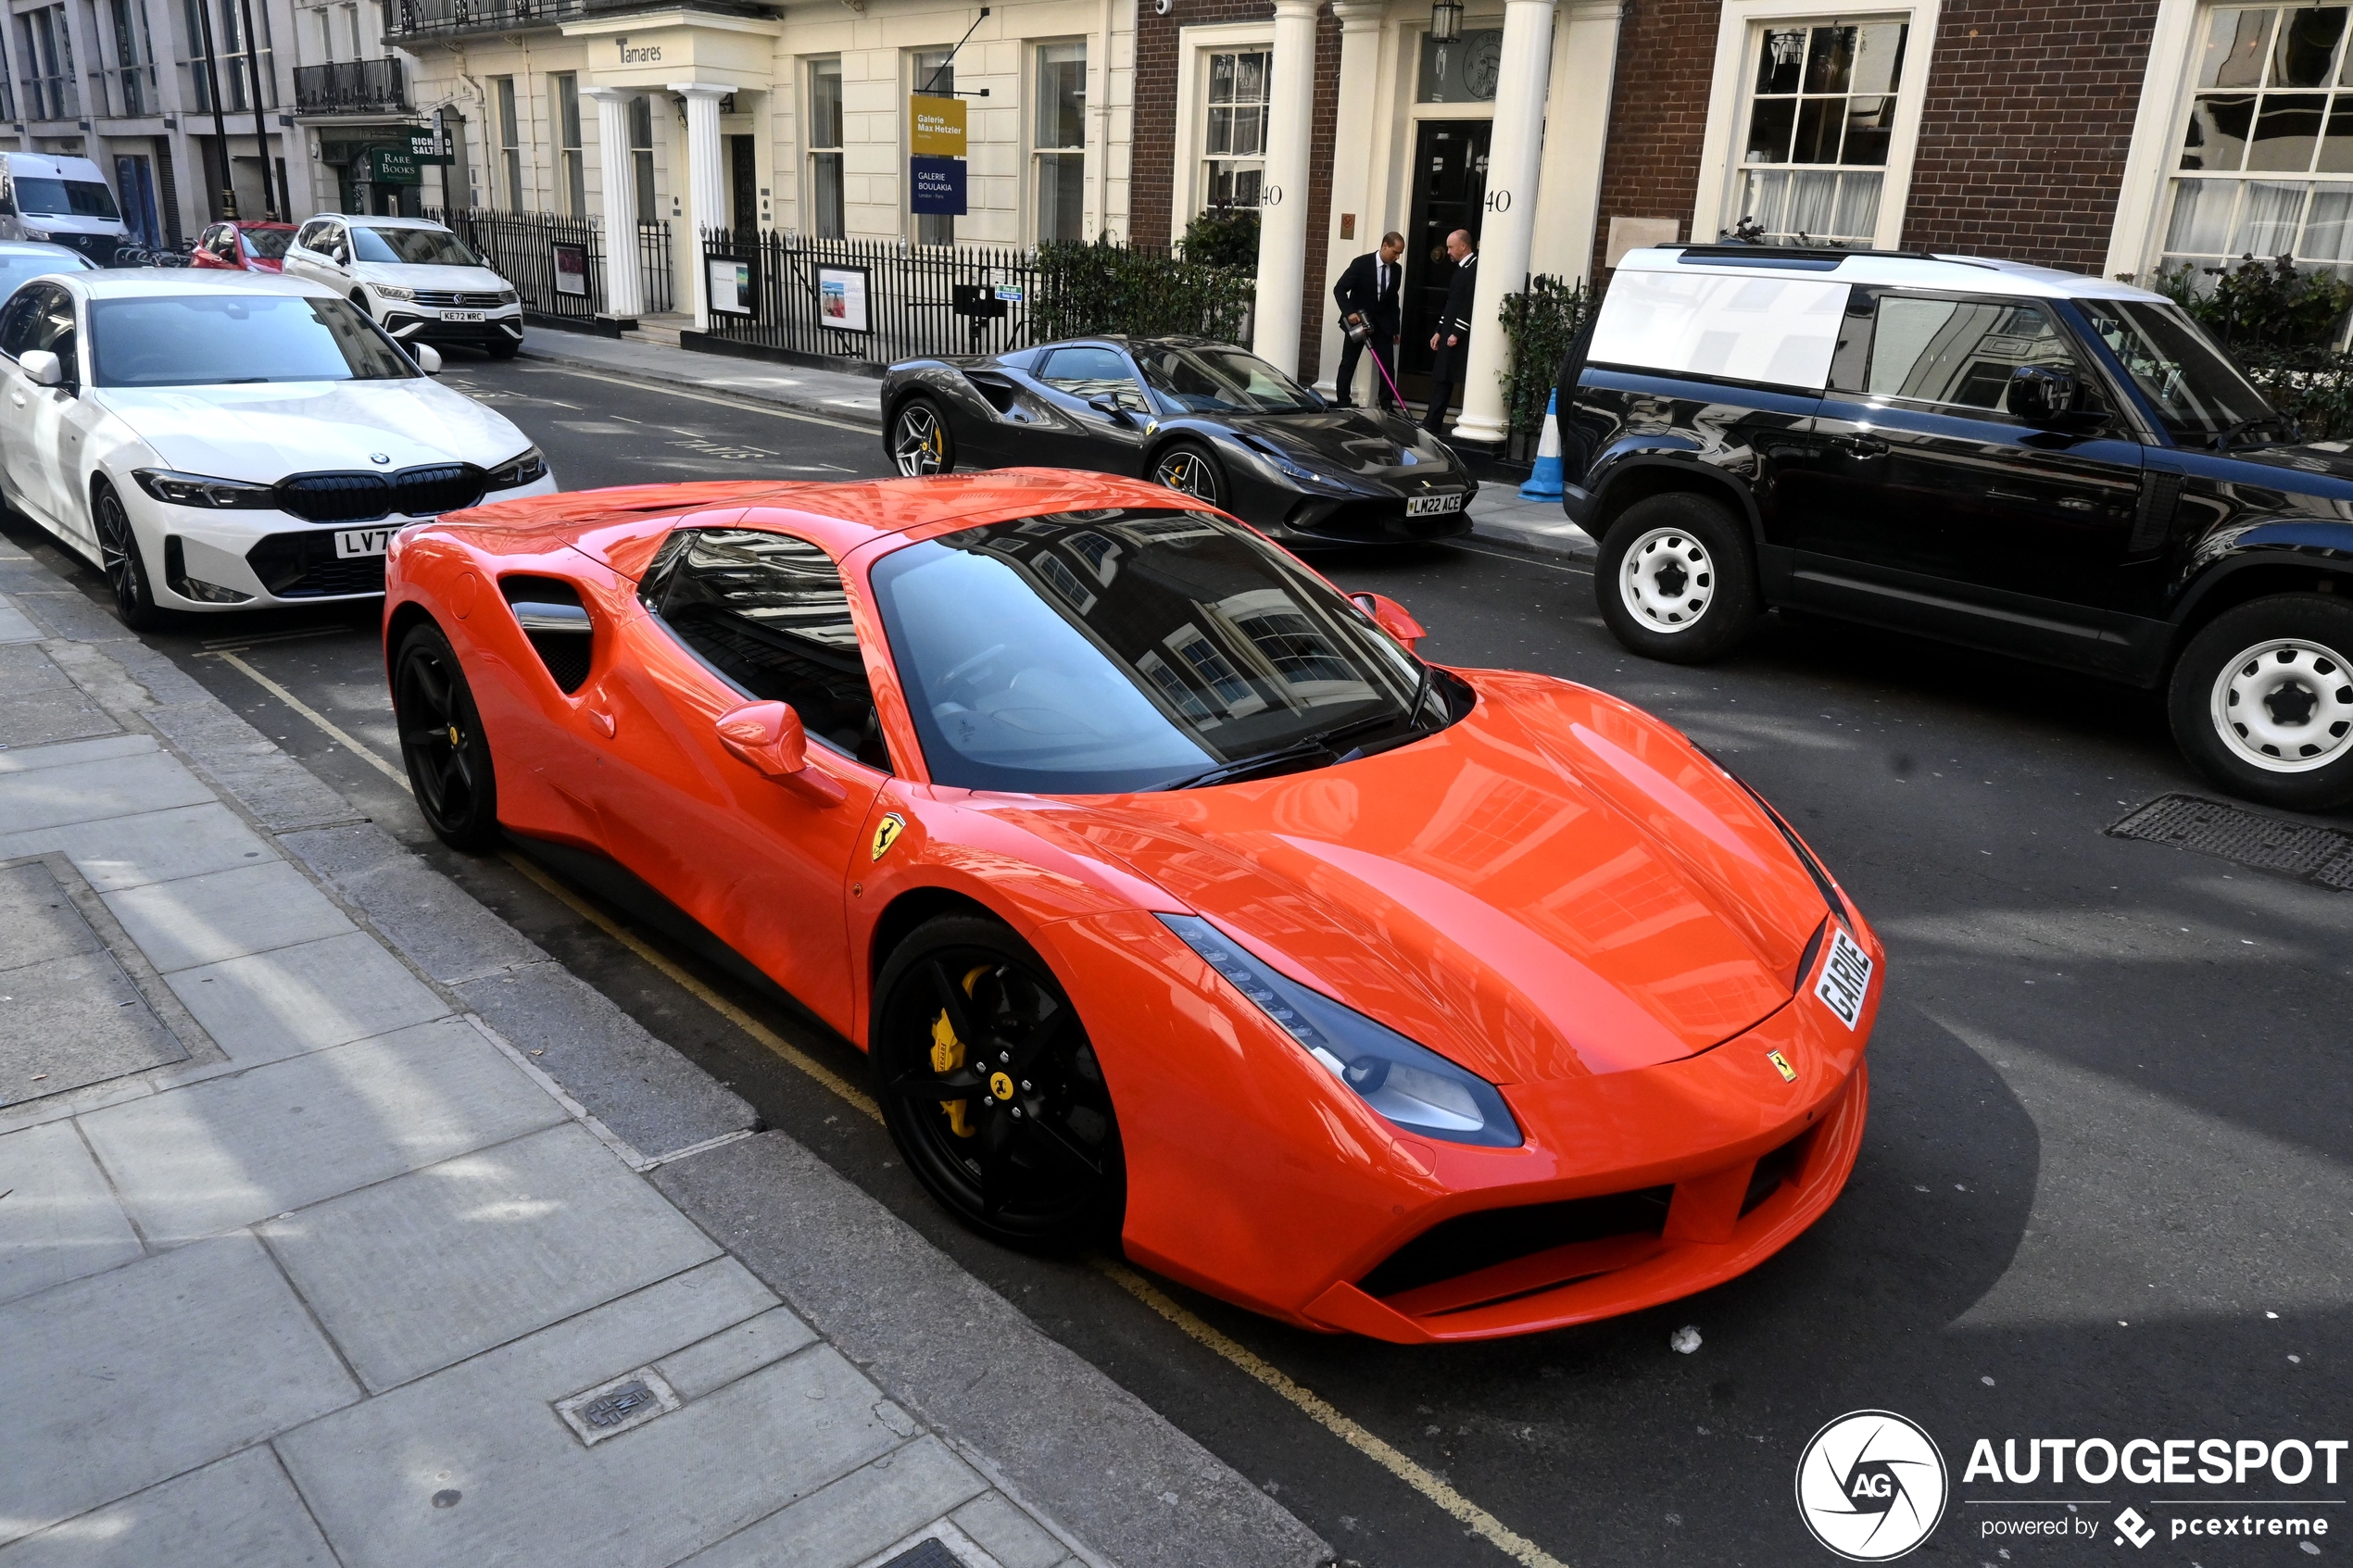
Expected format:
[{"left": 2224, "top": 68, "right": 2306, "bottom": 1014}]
[
  {"left": 392, "top": 623, "right": 502, "bottom": 850},
  {"left": 1151, "top": 441, "right": 1225, "bottom": 508},
  {"left": 890, "top": 396, "right": 954, "bottom": 476},
  {"left": 874, "top": 914, "right": 1124, "bottom": 1246},
  {"left": 94, "top": 483, "right": 164, "bottom": 631}
]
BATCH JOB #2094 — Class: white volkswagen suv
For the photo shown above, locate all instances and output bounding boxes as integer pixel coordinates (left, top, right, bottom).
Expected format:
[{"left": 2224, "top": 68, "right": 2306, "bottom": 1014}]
[
  {"left": 283, "top": 214, "right": 524, "bottom": 360},
  {"left": 0, "top": 270, "right": 554, "bottom": 628}
]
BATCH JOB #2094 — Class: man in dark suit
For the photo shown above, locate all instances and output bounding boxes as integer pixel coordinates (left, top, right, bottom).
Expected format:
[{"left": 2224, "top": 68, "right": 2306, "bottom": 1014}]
[
  {"left": 1422, "top": 230, "right": 1478, "bottom": 434},
  {"left": 1331, "top": 230, "right": 1405, "bottom": 408}
]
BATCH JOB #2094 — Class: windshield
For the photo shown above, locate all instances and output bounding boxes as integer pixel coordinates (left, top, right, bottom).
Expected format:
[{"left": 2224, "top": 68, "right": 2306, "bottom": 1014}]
[
  {"left": 0, "top": 250, "right": 92, "bottom": 288},
  {"left": 2076, "top": 299, "right": 2275, "bottom": 445},
  {"left": 1137, "top": 345, "right": 1325, "bottom": 414},
  {"left": 350, "top": 225, "right": 481, "bottom": 267},
  {"left": 90, "top": 295, "right": 417, "bottom": 387},
  {"left": 870, "top": 508, "right": 1445, "bottom": 794},
  {"left": 241, "top": 228, "right": 294, "bottom": 260},
  {"left": 11, "top": 178, "right": 120, "bottom": 220}
]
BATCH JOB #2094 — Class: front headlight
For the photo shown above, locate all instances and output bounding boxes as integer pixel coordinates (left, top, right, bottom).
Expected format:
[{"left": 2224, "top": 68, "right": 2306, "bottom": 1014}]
[
  {"left": 371, "top": 282, "right": 416, "bottom": 301},
  {"left": 484, "top": 446, "right": 547, "bottom": 490},
  {"left": 1160, "top": 913, "right": 1521, "bottom": 1147},
  {"left": 132, "top": 469, "right": 276, "bottom": 508},
  {"left": 497, "top": 288, "right": 519, "bottom": 305}
]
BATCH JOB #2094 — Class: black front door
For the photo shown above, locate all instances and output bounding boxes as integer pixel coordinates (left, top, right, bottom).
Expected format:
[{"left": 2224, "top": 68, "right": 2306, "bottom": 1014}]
[
  {"left": 727, "top": 135, "right": 758, "bottom": 233},
  {"left": 1401, "top": 119, "right": 1490, "bottom": 390}
]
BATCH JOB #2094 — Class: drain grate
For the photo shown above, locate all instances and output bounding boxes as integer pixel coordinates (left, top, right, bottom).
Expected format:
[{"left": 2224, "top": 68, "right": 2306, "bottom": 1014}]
[
  {"left": 879, "top": 1542, "right": 969, "bottom": 1568},
  {"left": 2108, "top": 794, "right": 2353, "bottom": 890}
]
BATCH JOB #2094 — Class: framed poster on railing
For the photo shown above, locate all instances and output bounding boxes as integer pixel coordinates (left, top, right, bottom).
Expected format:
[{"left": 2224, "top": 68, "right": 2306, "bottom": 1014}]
[
  {"left": 817, "top": 264, "right": 871, "bottom": 333},
  {"left": 709, "top": 258, "right": 755, "bottom": 316},
  {"left": 551, "top": 241, "right": 589, "bottom": 297}
]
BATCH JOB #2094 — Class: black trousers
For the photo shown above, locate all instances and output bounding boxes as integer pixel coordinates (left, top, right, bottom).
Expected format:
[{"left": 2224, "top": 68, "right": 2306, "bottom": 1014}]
[
  {"left": 1334, "top": 331, "right": 1397, "bottom": 408},
  {"left": 1422, "top": 337, "right": 1469, "bottom": 432}
]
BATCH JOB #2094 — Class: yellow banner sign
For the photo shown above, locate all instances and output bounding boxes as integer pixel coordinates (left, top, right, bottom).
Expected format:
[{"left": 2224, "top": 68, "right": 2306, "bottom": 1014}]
[{"left": 910, "top": 94, "right": 966, "bottom": 157}]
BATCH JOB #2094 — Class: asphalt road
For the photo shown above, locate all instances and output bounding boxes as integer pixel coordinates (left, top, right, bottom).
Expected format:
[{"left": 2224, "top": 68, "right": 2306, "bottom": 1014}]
[{"left": 19, "top": 354, "right": 2349, "bottom": 1567}]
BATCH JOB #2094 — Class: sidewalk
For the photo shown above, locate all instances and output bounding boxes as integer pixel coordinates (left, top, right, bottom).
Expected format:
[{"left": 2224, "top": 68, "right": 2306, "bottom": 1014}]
[
  {"left": 518, "top": 328, "right": 1596, "bottom": 561},
  {"left": 0, "top": 533, "right": 1327, "bottom": 1567}
]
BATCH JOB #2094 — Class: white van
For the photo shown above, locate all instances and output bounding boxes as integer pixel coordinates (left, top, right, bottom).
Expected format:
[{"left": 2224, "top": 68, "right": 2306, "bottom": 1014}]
[{"left": 0, "top": 153, "right": 130, "bottom": 267}]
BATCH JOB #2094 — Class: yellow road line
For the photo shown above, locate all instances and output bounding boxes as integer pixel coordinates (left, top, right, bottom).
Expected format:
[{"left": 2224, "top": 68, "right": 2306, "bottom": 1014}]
[
  {"left": 216, "top": 652, "right": 411, "bottom": 787},
  {"left": 211, "top": 646, "right": 1567, "bottom": 1568},
  {"left": 1095, "top": 1261, "right": 1571, "bottom": 1568}
]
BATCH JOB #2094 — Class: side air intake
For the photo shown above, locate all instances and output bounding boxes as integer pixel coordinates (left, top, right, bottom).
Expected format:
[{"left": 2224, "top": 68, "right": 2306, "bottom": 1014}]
[{"left": 500, "top": 576, "right": 593, "bottom": 694}]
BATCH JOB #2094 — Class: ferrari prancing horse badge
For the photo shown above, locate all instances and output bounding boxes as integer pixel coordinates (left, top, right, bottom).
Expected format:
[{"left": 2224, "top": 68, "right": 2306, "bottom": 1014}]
[{"left": 870, "top": 812, "right": 907, "bottom": 861}]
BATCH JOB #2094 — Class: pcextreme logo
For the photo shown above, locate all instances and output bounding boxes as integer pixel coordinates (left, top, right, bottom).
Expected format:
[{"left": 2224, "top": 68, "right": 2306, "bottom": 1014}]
[{"left": 1796, "top": 1411, "right": 1951, "bottom": 1562}]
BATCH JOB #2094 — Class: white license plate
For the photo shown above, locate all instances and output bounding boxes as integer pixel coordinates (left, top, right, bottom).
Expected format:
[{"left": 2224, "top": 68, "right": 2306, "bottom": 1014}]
[
  {"left": 442, "top": 309, "right": 485, "bottom": 322},
  {"left": 1814, "top": 925, "right": 1873, "bottom": 1030},
  {"left": 1406, "top": 493, "right": 1466, "bottom": 516},
  {"left": 333, "top": 528, "right": 394, "bottom": 558}
]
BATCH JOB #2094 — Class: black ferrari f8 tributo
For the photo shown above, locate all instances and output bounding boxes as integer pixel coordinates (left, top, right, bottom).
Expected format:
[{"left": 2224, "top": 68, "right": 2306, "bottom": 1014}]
[{"left": 880, "top": 335, "right": 1478, "bottom": 546}]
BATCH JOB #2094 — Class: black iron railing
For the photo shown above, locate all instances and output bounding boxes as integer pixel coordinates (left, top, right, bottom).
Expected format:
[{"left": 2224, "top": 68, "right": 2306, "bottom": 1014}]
[
  {"left": 427, "top": 207, "right": 673, "bottom": 320},
  {"left": 294, "top": 58, "right": 408, "bottom": 115},
  {"left": 388, "top": 0, "right": 582, "bottom": 35}
]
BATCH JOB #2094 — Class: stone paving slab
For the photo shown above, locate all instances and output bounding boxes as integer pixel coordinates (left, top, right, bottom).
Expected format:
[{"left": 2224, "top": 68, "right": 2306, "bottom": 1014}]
[
  {"left": 282, "top": 823, "right": 545, "bottom": 985},
  {"left": 0, "top": 1445, "right": 338, "bottom": 1568},
  {"left": 167, "top": 930, "right": 451, "bottom": 1067},
  {"left": 0, "top": 1232, "right": 359, "bottom": 1548},
  {"left": 675, "top": 1436, "right": 990, "bottom": 1568},
  {"left": 0, "top": 749, "right": 214, "bottom": 835},
  {"left": 103, "top": 859, "right": 358, "bottom": 973},
  {"left": 0, "top": 947, "right": 189, "bottom": 1107},
  {"left": 0, "top": 1118, "right": 144, "bottom": 1307},
  {"left": 0, "top": 732, "right": 155, "bottom": 775},
  {"left": 1, "top": 801, "right": 275, "bottom": 892},
  {"left": 259, "top": 1121, "right": 724, "bottom": 1391},
  {"left": 0, "top": 597, "right": 42, "bottom": 644},
  {"left": 81, "top": 1018, "right": 568, "bottom": 1245}
]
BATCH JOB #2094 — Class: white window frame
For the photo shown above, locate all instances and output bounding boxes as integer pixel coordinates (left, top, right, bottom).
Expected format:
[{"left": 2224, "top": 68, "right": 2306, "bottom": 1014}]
[
  {"left": 1171, "top": 21, "right": 1275, "bottom": 222},
  {"left": 1032, "top": 37, "right": 1088, "bottom": 245},
  {"left": 2108, "top": 0, "right": 2207, "bottom": 279},
  {"left": 805, "top": 54, "right": 845, "bottom": 240},
  {"left": 1689, "top": 0, "right": 1941, "bottom": 253}
]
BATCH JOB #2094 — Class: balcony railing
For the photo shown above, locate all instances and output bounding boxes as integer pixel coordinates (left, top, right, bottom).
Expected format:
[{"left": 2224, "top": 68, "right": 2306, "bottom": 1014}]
[
  {"left": 19, "top": 72, "right": 78, "bottom": 122},
  {"left": 388, "top": 0, "right": 584, "bottom": 38},
  {"left": 86, "top": 65, "right": 160, "bottom": 119},
  {"left": 294, "top": 57, "right": 409, "bottom": 116}
]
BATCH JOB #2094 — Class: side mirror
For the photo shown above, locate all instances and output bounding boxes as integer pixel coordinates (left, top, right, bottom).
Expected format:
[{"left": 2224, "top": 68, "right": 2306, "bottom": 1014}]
[
  {"left": 414, "top": 343, "right": 442, "bottom": 375},
  {"left": 716, "top": 700, "right": 808, "bottom": 777},
  {"left": 2008, "top": 364, "right": 2093, "bottom": 429},
  {"left": 1088, "top": 394, "right": 1132, "bottom": 423},
  {"left": 19, "top": 349, "right": 61, "bottom": 387},
  {"left": 1350, "top": 591, "right": 1427, "bottom": 652}
]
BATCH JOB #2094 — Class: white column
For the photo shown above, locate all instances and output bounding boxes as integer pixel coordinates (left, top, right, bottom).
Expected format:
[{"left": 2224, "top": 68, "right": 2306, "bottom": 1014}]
[
  {"left": 1251, "top": 0, "right": 1319, "bottom": 374},
  {"left": 1451, "top": 0, "right": 1557, "bottom": 446},
  {"left": 672, "top": 82, "right": 731, "bottom": 329},
  {"left": 1529, "top": 0, "right": 1624, "bottom": 286},
  {"left": 1315, "top": 0, "right": 1387, "bottom": 397},
  {"left": 586, "top": 87, "right": 643, "bottom": 320}
]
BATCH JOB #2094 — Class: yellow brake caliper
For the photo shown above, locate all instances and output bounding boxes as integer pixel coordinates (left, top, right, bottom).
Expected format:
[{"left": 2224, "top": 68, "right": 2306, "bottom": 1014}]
[{"left": 930, "top": 964, "right": 993, "bottom": 1137}]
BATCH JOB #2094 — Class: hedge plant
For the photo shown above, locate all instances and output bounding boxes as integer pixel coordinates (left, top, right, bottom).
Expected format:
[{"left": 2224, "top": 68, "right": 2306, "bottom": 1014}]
[
  {"left": 1496, "top": 274, "right": 1596, "bottom": 438},
  {"left": 1032, "top": 238, "right": 1253, "bottom": 343}
]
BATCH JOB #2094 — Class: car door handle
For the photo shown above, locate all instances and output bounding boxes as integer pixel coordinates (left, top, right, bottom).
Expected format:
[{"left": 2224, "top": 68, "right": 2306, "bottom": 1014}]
[
  {"left": 7, "top": 392, "right": 22, "bottom": 408},
  {"left": 1835, "top": 434, "right": 1888, "bottom": 456}
]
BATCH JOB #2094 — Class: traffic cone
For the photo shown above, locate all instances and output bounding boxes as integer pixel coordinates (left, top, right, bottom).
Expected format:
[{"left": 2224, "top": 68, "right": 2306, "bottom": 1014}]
[{"left": 1519, "top": 389, "right": 1566, "bottom": 502}]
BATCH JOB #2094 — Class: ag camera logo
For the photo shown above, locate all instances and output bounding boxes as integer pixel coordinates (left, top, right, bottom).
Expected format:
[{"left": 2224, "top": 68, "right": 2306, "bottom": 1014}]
[{"left": 1796, "top": 1410, "right": 1950, "bottom": 1561}]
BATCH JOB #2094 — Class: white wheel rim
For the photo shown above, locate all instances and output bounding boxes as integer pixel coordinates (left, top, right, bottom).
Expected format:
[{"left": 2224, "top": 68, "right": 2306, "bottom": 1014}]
[
  {"left": 1156, "top": 452, "right": 1214, "bottom": 500},
  {"left": 893, "top": 408, "right": 945, "bottom": 476},
  {"left": 1617, "top": 526, "right": 1715, "bottom": 633},
  {"left": 2209, "top": 635, "right": 2353, "bottom": 773}
]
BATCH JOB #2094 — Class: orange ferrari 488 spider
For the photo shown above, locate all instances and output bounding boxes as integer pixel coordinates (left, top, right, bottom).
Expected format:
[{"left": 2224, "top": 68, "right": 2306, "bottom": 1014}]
[{"left": 384, "top": 470, "right": 1881, "bottom": 1343}]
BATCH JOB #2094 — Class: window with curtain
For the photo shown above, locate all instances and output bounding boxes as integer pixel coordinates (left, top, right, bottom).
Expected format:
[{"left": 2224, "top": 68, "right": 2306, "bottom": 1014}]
[
  {"left": 1202, "top": 49, "right": 1269, "bottom": 208},
  {"left": 1036, "top": 40, "right": 1087, "bottom": 243},
  {"left": 1732, "top": 18, "right": 1910, "bottom": 246},
  {"left": 629, "top": 93, "right": 657, "bottom": 219},
  {"left": 912, "top": 48, "right": 954, "bottom": 245},
  {"left": 809, "top": 55, "right": 844, "bottom": 238},
  {"left": 2163, "top": 5, "right": 2353, "bottom": 288},
  {"left": 552, "top": 72, "right": 585, "bottom": 216},
  {"left": 495, "top": 75, "right": 522, "bottom": 212}
]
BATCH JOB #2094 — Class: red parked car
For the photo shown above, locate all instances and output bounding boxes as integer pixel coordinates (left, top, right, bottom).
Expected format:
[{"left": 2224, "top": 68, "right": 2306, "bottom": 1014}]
[{"left": 190, "top": 220, "right": 297, "bottom": 273}]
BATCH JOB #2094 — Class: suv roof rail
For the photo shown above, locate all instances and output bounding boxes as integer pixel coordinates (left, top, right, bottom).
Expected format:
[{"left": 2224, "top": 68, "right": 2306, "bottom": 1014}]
[{"left": 1665, "top": 243, "right": 1997, "bottom": 270}]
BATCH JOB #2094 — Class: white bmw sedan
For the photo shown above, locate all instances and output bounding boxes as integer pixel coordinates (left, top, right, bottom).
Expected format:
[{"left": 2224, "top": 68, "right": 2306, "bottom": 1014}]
[{"left": 0, "top": 270, "right": 554, "bottom": 628}]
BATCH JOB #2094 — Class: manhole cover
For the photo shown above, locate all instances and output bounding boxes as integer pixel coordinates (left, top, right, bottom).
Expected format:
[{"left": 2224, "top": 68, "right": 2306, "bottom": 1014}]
[
  {"left": 2108, "top": 794, "right": 2353, "bottom": 889},
  {"left": 879, "top": 1541, "right": 969, "bottom": 1568},
  {"left": 554, "top": 1368, "right": 680, "bottom": 1447}
]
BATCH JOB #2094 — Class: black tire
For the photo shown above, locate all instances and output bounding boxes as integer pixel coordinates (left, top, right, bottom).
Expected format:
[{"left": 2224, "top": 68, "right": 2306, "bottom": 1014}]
[
  {"left": 348, "top": 290, "right": 371, "bottom": 318},
  {"left": 1150, "top": 440, "right": 1226, "bottom": 508},
  {"left": 889, "top": 395, "right": 955, "bottom": 475},
  {"left": 2168, "top": 594, "right": 2353, "bottom": 811},
  {"left": 1593, "top": 492, "right": 1761, "bottom": 664},
  {"left": 391, "top": 623, "right": 502, "bottom": 850},
  {"left": 484, "top": 338, "right": 520, "bottom": 361},
  {"left": 873, "top": 914, "right": 1124, "bottom": 1246},
  {"left": 93, "top": 482, "right": 165, "bottom": 632}
]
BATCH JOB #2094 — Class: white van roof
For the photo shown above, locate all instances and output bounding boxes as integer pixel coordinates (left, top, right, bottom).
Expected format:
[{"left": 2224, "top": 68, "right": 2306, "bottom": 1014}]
[
  {"left": 0, "top": 152, "right": 111, "bottom": 182},
  {"left": 1620, "top": 245, "right": 2171, "bottom": 304}
]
